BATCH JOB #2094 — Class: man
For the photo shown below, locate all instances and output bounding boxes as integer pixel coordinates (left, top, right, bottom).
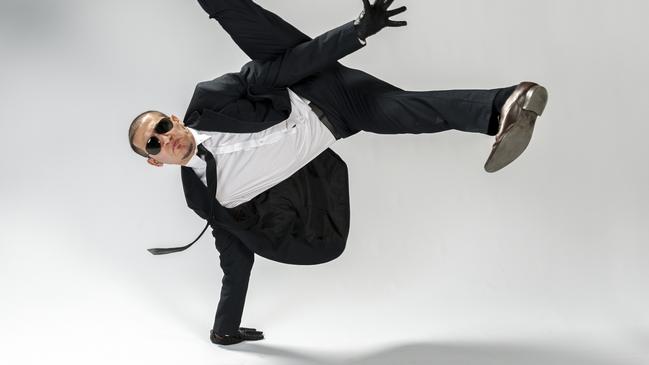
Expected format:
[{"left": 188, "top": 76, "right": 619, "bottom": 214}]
[{"left": 128, "top": 0, "right": 548, "bottom": 346}]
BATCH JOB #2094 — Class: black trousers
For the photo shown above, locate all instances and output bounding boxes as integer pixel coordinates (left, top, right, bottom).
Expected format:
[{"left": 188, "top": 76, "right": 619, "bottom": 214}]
[{"left": 200, "top": 0, "right": 510, "bottom": 138}]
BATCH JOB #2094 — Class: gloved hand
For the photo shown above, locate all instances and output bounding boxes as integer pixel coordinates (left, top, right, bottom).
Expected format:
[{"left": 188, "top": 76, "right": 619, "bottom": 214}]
[
  {"left": 210, "top": 327, "right": 264, "bottom": 346},
  {"left": 354, "top": 0, "right": 408, "bottom": 41}
]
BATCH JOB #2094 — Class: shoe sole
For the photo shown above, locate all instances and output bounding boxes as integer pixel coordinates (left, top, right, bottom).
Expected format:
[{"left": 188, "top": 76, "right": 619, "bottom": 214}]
[{"left": 484, "top": 85, "right": 548, "bottom": 173}]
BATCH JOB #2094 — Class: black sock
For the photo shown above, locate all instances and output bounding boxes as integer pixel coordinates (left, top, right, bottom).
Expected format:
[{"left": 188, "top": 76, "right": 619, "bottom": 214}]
[{"left": 487, "top": 85, "right": 517, "bottom": 136}]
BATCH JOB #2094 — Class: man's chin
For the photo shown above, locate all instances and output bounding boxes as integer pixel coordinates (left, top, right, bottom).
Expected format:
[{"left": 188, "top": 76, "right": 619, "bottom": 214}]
[
  {"left": 181, "top": 142, "right": 195, "bottom": 162},
  {"left": 169, "top": 158, "right": 186, "bottom": 166}
]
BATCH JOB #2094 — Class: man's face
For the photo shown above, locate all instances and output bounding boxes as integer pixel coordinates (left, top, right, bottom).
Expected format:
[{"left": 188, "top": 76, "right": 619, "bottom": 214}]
[{"left": 132, "top": 113, "right": 196, "bottom": 167}]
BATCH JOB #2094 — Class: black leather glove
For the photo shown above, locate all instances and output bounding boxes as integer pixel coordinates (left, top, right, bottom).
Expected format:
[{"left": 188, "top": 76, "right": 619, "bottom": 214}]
[
  {"left": 354, "top": 0, "right": 407, "bottom": 41},
  {"left": 210, "top": 327, "right": 264, "bottom": 346}
]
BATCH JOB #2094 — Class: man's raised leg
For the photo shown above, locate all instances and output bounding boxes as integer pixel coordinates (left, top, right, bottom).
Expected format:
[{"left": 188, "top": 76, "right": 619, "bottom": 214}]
[
  {"left": 331, "top": 67, "right": 514, "bottom": 136},
  {"left": 197, "top": 0, "right": 311, "bottom": 61}
]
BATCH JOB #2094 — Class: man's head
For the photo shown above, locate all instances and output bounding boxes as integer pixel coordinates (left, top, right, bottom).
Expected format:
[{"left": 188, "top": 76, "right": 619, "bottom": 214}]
[{"left": 129, "top": 110, "right": 196, "bottom": 167}]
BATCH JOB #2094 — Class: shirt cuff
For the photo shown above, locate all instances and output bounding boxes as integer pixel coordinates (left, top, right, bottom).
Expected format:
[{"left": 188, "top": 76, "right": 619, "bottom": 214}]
[{"left": 357, "top": 37, "right": 366, "bottom": 46}]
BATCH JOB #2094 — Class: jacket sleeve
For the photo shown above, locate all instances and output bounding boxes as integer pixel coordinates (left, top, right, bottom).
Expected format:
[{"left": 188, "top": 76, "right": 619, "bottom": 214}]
[
  {"left": 239, "top": 20, "right": 365, "bottom": 88},
  {"left": 211, "top": 227, "right": 255, "bottom": 335}
]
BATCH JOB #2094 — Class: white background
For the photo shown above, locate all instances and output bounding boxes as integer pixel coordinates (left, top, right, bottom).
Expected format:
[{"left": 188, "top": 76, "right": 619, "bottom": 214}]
[{"left": 1, "top": 0, "right": 647, "bottom": 364}]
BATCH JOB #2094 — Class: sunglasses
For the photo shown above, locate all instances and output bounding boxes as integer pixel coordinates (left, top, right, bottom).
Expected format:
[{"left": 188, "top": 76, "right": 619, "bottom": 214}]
[{"left": 145, "top": 117, "right": 174, "bottom": 155}]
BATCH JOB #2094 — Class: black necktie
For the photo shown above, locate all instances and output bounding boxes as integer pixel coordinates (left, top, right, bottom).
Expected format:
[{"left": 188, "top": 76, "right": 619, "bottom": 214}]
[{"left": 147, "top": 144, "right": 217, "bottom": 255}]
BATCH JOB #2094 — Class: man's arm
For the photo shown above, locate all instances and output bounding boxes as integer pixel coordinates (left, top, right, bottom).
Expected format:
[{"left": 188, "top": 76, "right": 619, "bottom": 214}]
[
  {"left": 238, "top": 0, "right": 407, "bottom": 88},
  {"left": 239, "top": 20, "right": 364, "bottom": 88},
  {"left": 210, "top": 228, "right": 257, "bottom": 340}
]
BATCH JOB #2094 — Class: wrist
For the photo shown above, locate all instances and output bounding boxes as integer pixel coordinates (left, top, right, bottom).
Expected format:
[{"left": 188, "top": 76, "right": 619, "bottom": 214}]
[
  {"left": 353, "top": 23, "right": 367, "bottom": 42},
  {"left": 354, "top": 10, "right": 365, "bottom": 26},
  {"left": 354, "top": 10, "right": 367, "bottom": 41}
]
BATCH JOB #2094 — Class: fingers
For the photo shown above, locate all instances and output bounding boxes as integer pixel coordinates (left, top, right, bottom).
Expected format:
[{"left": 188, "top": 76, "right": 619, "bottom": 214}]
[
  {"left": 241, "top": 329, "right": 264, "bottom": 336},
  {"left": 239, "top": 327, "right": 264, "bottom": 340},
  {"left": 245, "top": 334, "right": 264, "bottom": 340},
  {"left": 241, "top": 331, "right": 264, "bottom": 340},
  {"left": 386, "top": 5, "right": 407, "bottom": 17},
  {"left": 386, "top": 20, "right": 407, "bottom": 27},
  {"left": 383, "top": 0, "right": 395, "bottom": 10}
]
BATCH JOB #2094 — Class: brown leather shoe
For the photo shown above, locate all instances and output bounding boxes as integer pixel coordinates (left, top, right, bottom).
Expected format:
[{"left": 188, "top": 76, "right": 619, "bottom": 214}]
[{"left": 484, "top": 81, "right": 548, "bottom": 172}]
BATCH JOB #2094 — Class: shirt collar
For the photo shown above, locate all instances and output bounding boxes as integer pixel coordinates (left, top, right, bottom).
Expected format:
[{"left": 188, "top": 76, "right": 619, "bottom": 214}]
[{"left": 182, "top": 127, "right": 211, "bottom": 168}]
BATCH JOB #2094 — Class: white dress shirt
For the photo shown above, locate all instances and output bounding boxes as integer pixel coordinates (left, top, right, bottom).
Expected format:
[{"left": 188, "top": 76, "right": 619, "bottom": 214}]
[{"left": 183, "top": 88, "right": 337, "bottom": 208}]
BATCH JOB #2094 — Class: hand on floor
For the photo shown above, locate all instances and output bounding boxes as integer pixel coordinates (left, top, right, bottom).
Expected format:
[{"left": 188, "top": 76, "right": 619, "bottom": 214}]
[{"left": 210, "top": 327, "right": 265, "bottom": 345}]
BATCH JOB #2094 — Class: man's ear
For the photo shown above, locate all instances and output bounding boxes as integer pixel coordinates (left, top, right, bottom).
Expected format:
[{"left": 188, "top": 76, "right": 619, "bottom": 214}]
[
  {"left": 147, "top": 158, "right": 164, "bottom": 167},
  {"left": 171, "top": 114, "right": 182, "bottom": 125}
]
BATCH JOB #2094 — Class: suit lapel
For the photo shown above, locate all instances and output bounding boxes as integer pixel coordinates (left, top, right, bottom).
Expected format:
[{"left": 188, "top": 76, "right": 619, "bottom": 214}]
[{"left": 180, "top": 166, "right": 239, "bottom": 227}]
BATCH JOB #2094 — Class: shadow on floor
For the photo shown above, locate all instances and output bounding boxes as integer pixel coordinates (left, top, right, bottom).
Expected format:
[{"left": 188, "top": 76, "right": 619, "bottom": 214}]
[{"left": 224, "top": 340, "right": 635, "bottom": 365}]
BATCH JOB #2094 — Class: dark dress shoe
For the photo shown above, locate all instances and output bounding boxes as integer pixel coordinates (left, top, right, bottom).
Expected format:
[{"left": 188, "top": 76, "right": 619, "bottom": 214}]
[{"left": 484, "top": 81, "right": 548, "bottom": 172}]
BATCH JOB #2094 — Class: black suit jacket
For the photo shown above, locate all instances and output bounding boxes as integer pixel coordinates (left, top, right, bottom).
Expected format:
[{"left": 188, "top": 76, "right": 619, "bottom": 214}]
[{"left": 180, "top": 20, "right": 365, "bottom": 335}]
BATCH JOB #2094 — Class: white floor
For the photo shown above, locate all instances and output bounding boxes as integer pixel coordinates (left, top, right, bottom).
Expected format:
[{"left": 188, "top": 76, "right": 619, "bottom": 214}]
[{"left": 2, "top": 186, "right": 647, "bottom": 365}]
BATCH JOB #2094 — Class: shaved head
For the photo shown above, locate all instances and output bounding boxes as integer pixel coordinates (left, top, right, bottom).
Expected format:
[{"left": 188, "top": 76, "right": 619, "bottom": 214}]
[
  {"left": 128, "top": 110, "right": 196, "bottom": 166},
  {"left": 129, "top": 110, "right": 168, "bottom": 157}
]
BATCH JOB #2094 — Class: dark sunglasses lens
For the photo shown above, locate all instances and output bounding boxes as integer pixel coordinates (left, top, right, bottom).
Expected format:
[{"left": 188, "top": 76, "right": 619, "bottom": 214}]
[
  {"left": 146, "top": 137, "right": 161, "bottom": 155},
  {"left": 154, "top": 117, "right": 173, "bottom": 134}
]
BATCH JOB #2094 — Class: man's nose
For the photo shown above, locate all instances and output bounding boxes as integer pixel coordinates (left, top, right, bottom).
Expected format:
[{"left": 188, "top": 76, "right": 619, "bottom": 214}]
[{"left": 158, "top": 134, "right": 172, "bottom": 148}]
